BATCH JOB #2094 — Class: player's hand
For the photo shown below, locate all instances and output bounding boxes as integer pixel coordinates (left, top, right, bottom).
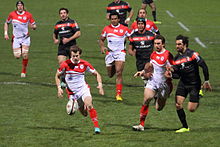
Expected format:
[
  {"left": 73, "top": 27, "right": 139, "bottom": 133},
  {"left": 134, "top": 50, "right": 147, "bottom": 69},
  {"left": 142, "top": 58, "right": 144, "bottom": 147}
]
[
  {"left": 128, "top": 49, "right": 136, "bottom": 56},
  {"left": 62, "top": 37, "right": 70, "bottom": 44},
  {"left": 54, "top": 39, "right": 59, "bottom": 44},
  {"left": 145, "top": 72, "right": 153, "bottom": 78},
  {"left": 101, "top": 47, "right": 107, "bottom": 54},
  {"left": 97, "top": 85, "right": 104, "bottom": 95},
  {"left": 4, "top": 34, "right": 9, "bottom": 40},
  {"left": 57, "top": 87, "right": 64, "bottom": 98},
  {"left": 134, "top": 71, "right": 144, "bottom": 78},
  {"left": 125, "top": 17, "right": 131, "bottom": 24},
  {"left": 202, "top": 81, "right": 212, "bottom": 92}
]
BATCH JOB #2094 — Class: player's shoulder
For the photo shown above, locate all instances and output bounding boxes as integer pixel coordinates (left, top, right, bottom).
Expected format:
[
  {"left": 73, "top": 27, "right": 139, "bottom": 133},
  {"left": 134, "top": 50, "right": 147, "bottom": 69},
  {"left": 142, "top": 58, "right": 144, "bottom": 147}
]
[
  {"left": 119, "top": 24, "right": 129, "bottom": 29},
  {"left": 79, "top": 59, "right": 90, "bottom": 65},
  {"left": 24, "top": 11, "right": 32, "bottom": 15}
]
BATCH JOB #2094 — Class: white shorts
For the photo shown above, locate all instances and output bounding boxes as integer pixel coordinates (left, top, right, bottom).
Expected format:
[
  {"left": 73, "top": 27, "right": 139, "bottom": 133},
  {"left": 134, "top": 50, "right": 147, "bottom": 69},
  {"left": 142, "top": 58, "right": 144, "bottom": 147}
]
[
  {"left": 145, "top": 79, "right": 170, "bottom": 99},
  {"left": 105, "top": 51, "right": 126, "bottom": 67},
  {"left": 68, "top": 85, "right": 92, "bottom": 102},
  {"left": 13, "top": 36, "right": 30, "bottom": 49}
]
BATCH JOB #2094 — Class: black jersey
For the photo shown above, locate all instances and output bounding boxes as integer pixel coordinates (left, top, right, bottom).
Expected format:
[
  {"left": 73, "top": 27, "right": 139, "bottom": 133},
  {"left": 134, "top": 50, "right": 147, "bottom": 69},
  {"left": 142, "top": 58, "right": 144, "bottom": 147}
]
[
  {"left": 129, "top": 31, "right": 154, "bottom": 61},
  {"left": 54, "top": 18, "right": 80, "bottom": 47},
  {"left": 106, "top": 1, "right": 132, "bottom": 25},
  {"left": 173, "top": 48, "right": 209, "bottom": 85}
]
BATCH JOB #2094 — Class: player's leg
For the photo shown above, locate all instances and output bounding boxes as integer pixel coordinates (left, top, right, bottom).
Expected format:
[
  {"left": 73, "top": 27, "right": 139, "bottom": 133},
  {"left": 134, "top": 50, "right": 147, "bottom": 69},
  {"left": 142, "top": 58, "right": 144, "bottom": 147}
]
[
  {"left": 114, "top": 60, "right": 125, "bottom": 101},
  {"left": 83, "top": 96, "right": 101, "bottom": 134},
  {"left": 187, "top": 85, "right": 201, "bottom": 112},
  {"left": 149, "top": 1, "right": 161, "bottom": 24},
  {"left": 141, "top": 0, "right": 148, "bottom": 10},
  {"left": 106, "top": 64, "right": 116, "bottom": 78},
  {"left": 175, "top": 81, "right": 190, "bottom": 133},
  {"left": 133, "top": 87, "right": 155, "bottom": 131},
  {"left": 155, "top": 83, "right": 171, "bottom": 111},
  {"left": 21, "top": 45, "right": 29, "bottom": 77}
]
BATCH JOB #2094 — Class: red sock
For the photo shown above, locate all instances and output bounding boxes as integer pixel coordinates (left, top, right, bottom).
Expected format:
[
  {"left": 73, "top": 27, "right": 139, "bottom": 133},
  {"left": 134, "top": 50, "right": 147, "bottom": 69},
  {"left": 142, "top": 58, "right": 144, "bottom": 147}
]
[
  {"left": 22, "top": 59, "right": 28, "bottom": 73},
  {"left": 140, "top": 105, "right": 149, "bottom": 127},
  {"left": 116, "top": 84, "right": 123, "bottom": 95},
  {"left": 89, "top": 108, "right": 99, "bottom": 128}
]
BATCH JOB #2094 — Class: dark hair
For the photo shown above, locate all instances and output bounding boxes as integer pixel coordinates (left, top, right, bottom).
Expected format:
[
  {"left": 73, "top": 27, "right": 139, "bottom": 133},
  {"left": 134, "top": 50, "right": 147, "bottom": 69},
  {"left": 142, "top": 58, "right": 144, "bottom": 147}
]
[
  {"left": 137, "top": 17, "right": 146, "bottom": 27},
  {"left": 59, "top": 8, "right": 69, "bottom": 14},
  {"left": 70, "top": 45, "right": 82, "bottom": 55},
  {"left": 155, "top": 34, "right": 165, "bottom": 44},
  {"left": 176, "top": 35, "right": 189, "bottom": 47},
  {"left": 109, "top": 12, "right": 120, "bottom": 19},
  {"left": 16, "top": 1, "right": 24, "bottom": 6}
]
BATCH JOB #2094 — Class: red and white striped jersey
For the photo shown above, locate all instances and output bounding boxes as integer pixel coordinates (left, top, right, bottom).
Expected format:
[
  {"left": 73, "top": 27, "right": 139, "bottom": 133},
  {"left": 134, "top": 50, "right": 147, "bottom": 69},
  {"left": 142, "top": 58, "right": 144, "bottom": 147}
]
[
  {"left": 130, "top": 19, "right": 159, "bottom": 34},
  {"left": 6, "top": 11, "right": 35, "bottom": 38},
  {"left": 101, "top": 24, "right": 130, "bottom": 52},
  {"left": 58, "top": 59, "right": 96, "bottom": 93},
  {"left": 150, "top": 49, "right": 174, "bottom": 82}
]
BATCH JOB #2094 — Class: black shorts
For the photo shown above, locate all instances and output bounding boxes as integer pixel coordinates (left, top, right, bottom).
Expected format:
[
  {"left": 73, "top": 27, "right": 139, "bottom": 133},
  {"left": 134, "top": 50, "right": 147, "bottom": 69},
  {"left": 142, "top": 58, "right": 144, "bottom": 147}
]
[
  {"left": 136, "top": 59, "right": 149, "bottom": 71},
  {"left": 57, "top": 45, "right": 72, "bottom": 57},
  {"left": 175, "top": 80, "right": 201, "bottom": 103},
  {"left": 142, "top": 0, "right": 153, "bottom": 4}
]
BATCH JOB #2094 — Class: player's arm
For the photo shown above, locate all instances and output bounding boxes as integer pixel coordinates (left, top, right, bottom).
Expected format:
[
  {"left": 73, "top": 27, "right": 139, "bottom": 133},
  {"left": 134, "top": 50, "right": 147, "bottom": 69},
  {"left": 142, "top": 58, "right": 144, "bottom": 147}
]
[
  {"left": 106, "top": 13, "right": 110, "bottom": 20},
  {"left": 62, "top": 30, "right": 81, "bottom": 44},
  {"left": 4, "top": 22, "right": 10, "bottom": 40},
  {"left": 92, "top": 71, "right": 104, "bottom": 95},
  {"left": 99, "top": 36, "right": 107, "bottom": 54},
  {"left": 128, "top": 44, "right": 136, "bottom": 56},
  {"left": 53, "top": 33, "right": 59, "bottom": 44},
  {"left": 55, "top": 70, "right": 64, "bottom": 98},
  {"left": 125, "top": 9, "right": 134, "bottom": 24},
  {"left": 30, "top": 23, "right": 37, "bottom": 30},
  {"left": 197, "top": 56, "right": 212, "bottom": 91},
  {"left": 134, "top": 62, "right": 153, "bottom": 78}
]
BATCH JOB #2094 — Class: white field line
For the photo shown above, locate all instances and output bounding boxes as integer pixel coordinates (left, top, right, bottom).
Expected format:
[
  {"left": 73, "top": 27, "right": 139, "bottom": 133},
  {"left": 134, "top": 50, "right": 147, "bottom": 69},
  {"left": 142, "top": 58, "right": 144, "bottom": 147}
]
[
  {"left": 194, "top": 37, "right": 207, "bottom": 48},
  {"left": 177, "top": 21, "right": 190, "bottom": 32},
  {"left": 166, "top": 10, "right": 175, "bottom": 18}
]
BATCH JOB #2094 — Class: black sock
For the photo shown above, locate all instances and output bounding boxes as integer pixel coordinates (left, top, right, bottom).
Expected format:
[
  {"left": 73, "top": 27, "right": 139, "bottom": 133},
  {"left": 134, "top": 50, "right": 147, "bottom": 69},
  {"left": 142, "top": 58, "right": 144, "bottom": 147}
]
[
  {"left": 152, "top": 10, "right": 157, "bottom": 21},
  {"left": 177, "top": 109, "right": 188, "bottom": 128}
]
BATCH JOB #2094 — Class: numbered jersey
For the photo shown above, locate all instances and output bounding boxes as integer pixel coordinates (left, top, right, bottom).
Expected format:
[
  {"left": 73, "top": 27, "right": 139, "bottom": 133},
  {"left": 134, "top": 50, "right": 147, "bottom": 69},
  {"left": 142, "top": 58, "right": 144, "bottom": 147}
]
[
  {"left": 101, "top": 24, "right": 130, "bottom": 52},
  {"left": 6, "top": 11, "right": 35, "bottom": 38},
  {"left": 58, "top": 59, "right": 96, "bottom": 93},
  {"left": 150, "top": 49, "right": 174, "bottom": 83}
]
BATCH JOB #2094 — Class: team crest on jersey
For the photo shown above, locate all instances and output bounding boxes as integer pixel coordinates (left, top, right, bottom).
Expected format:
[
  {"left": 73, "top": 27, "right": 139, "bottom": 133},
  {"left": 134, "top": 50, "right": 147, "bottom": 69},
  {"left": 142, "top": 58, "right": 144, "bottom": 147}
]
[
  {"left": 140, "top": 41, "right": 145, "bottom": 45},
  {"left": 61, "top": 27, "right": 65, "bottom": 30},
  {"left": 146, "top": 24, "right": 150, "bottom": 28},
  {"left": 80, "top": 64, "right": 84, "bottom": 69},
  {"left": 119, "top": 29, "right": 124, "bottom": 33},
  {"left": 23, "top": 16, "right": 27, "bottom": 20}
]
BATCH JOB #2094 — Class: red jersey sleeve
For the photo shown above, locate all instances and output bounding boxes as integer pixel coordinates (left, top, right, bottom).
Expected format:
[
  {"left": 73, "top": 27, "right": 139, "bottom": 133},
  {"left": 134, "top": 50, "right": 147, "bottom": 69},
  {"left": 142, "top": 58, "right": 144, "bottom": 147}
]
[
  {"left": 58, "top": 62, "right": 67, "bottom": 73},
  {"left": 6, "top": 12, "right": 13, "bottom": 23},
  {"left": 101, "top": 26, "right": 107, "bottom": 37}
]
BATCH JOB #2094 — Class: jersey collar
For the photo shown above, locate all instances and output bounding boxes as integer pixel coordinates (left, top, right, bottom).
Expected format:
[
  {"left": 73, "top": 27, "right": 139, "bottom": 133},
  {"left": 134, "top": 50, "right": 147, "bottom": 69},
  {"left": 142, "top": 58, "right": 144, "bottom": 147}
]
[
  {"left": 16, "top": 11, "right": 25, "bottom": 15},
  {"left": 111, "top": 23, "right": 120, "bottom": 28}
]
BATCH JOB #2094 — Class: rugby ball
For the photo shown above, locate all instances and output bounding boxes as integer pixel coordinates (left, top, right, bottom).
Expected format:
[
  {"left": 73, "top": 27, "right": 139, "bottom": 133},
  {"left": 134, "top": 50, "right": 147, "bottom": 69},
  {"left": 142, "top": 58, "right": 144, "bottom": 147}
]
[{"left": 66, "top": 99, "right": 79, "bottom": 115}]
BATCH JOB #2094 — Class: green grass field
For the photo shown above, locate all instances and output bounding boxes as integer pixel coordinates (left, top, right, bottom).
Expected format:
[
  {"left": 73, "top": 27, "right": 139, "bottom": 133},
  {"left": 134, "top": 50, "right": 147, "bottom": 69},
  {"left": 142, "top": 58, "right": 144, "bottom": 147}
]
[{"left": 0, "top": 0, "right": 220, "bottom": 146}]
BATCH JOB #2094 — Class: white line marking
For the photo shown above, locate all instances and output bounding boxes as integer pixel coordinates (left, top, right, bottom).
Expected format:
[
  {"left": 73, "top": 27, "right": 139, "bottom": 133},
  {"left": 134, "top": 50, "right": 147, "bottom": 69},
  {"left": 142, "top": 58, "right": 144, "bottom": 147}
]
[
  {"left": 194, "top": 37, "right": 207, "bottom": 48},
  {"left": 166, "top": 10, "right": 174, "bottom": 18},
  {"left": 177, "top": 21, "right": 190, "bottom": 32}
]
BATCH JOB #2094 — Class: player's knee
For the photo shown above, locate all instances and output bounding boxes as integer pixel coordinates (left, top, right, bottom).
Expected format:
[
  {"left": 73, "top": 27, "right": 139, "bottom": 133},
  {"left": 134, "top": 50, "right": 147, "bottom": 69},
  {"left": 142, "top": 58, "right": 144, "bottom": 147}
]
[
  {"left": 188, "top": 108, "right": 196, "bottom": 112},
  {"left": 14, "top": 52, "right": 21, "bottom": 59},
  {"left": 115, "top": 70, "right": 122, "bottom": 76},
  {"left": 175, "top": 103, "right": 182, "bottom": 109}
]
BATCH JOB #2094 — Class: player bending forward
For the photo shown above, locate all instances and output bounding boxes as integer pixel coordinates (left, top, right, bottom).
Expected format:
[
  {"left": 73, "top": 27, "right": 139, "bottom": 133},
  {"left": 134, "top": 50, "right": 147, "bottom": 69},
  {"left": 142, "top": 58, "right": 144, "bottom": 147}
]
[
  {"left": 132, "top": 35, "right": 174, "bottom": 131},
  {"left": 55, "top": 46, "right": 104, "bottom": 134}
]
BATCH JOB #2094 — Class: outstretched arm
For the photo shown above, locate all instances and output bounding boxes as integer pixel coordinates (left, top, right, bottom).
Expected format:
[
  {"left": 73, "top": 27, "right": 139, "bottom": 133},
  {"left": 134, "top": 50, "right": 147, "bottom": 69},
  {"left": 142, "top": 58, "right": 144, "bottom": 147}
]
[
  {"left": 92, "top": 71, "right": 104, "bottom": 95},
  {"left": 55, "top": 70, "right": 64, "bottom": 98}
]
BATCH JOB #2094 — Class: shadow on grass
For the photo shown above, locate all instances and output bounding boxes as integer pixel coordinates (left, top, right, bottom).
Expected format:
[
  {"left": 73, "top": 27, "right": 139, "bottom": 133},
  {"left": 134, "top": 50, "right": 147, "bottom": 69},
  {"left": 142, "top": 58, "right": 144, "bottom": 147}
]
[
  {"left": 27, "top": 126, "right": 81, "bottom": 132},
  {"left": 0, "top": 72, "right": 18, "bottom": 76}
]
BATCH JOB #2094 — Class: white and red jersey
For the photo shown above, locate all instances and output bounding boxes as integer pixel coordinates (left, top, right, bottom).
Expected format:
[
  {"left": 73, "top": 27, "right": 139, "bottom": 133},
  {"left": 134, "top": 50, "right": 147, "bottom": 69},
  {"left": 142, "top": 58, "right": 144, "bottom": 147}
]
[
  {"left": 130, "top": 19, "right": 159, "bottom": 34},
  {"left": 101, "top": 24, "right": 130, "bottom": 52},
  {"left": 6, "top": 10, "right": 35, "bottom": 38},
  {"left": 58, "top": 59, "right": 96, "bottom": 93},
  {"left": 150, "top": 49, "right": 174, "bottom": 83}
]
